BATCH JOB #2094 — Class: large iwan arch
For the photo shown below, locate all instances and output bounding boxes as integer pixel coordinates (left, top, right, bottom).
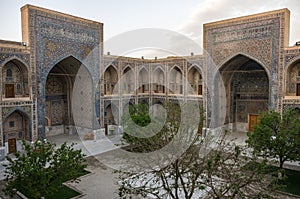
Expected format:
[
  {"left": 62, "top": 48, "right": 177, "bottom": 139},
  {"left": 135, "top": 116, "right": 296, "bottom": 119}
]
[
  {"left": 44, "top": 56, "right": 93, "bottom": 137},
  {"left": 216, "top": 54, "right": 270, "bottom": 131}
]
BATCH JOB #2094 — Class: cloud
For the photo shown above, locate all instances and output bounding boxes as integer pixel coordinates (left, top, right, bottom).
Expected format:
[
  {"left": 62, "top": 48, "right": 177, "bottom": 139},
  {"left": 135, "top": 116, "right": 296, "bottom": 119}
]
[
  {"left": 104, "top": 28, "right": 202, "bottom": 58},
  {"left": 177, "top": 0, "right": 300, "bottom": 50}
]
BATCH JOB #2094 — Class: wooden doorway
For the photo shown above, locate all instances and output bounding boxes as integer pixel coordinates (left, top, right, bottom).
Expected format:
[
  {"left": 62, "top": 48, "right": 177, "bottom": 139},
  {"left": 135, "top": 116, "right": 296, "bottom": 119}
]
[
  {"left": 5, "top": 84, "right": 14, "bottom": 98},
  {"left": 104, "top": 123, "right": 108, "bottom": 135},
  {"left": 248, "top": 114, "right": 259, "bottom": 132},
  {"left": 8, "top": 138, "right": 17, "bottom": 154},
  {"left": 297, "top": 84, "right": 300, "bottom": 96},
  {"left": 142, "top": 85, "right": 145, "bottom": 93},
  {"left": 198, "top": 85, "right": 202, "bottom": 95},
  {"left": 104, "top": 84, "right": 107, "bottom": 95}
]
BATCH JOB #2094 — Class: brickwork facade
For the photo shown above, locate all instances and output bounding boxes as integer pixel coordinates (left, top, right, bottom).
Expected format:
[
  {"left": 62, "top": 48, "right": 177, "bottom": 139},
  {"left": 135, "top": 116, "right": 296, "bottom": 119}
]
[{"left": 0, "top": 5, "right": 299, "bottom": 155}]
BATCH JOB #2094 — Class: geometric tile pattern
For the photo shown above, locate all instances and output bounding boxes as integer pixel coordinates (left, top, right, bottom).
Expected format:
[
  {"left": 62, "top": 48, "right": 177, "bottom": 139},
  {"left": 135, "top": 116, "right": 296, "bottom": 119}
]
[
  {"left": 1, "top": 6, "right": 300, "bottom": 144},
  {"left": 23, "top": 5, "right": 103, "bottom": 136}
]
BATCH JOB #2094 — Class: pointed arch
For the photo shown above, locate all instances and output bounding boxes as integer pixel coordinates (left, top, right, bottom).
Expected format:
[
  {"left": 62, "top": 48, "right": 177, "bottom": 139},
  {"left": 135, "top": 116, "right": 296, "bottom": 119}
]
[
  {"left": 285, "top": 58, "right": 300, "bottom": 96},
  {"left": 3, "top": 109, "right": 31, "bottom": 153},
  {"left": 188, "top": 64, "right": 203, "bottom": 76},
  {"left": 2, "top": 58, "right": 29, "bottom": 98},
  {"left": 122, "top": 65, "right": 134, "bottom": 74},
  {"left": 122, "top": 66, "right": 135, "bottom": 94},
  {"left": 153, "top": 67, "right": 165, "bottom": 94},
  {"left": 169, "top": 65, "right": 183, "bottom": 94},
  {"left": 138, "top": 65, "right": 149, "bottom": 73},
  {"left": 138, "top": 67, "right": 149, "bottom": 93},
  {"left": 44, "top": 55, "right": 93, "bottom": 80},
  {"left": 1, "top": 56, "right": 29, "bottom": 70},
  {"left": 104, "top": 63, "right": 118, "bottom": 72},
  {"left": 188, "top": 65, "right": 203, "bottom": 95},
  {"left": 3, "top": 108, "right": 30, "bottom": 122},
  {"left": 153, "top": 65, "right": 165, "bottom": 73},
  {"left": 217, "top": 53, "right": 270, "bottom": 81},
  {"left": 215, "top": 53, "right": 269, "bottom": 130},
  {"left": 103, "top": 65, "right": 118, "bottom": 95},
  {"left": 45, "top": 55, "right": 93, "bottom": 135}
]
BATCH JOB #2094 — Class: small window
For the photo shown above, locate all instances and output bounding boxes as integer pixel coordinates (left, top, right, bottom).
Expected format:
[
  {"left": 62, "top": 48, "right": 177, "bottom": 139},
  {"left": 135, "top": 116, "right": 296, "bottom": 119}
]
[
  {"left": 298, "top": 70, "right": 300, "bottom": 77},
  {"left": 16, "top": 84, "right": 22, "bottom": 95},
  {"left": 6, "top": 69, "right": 12, "bottom": 77},
  {"left": 18, "top": 132, "right": 23, "bottom": 139},
  {"left": 9, "top": 121, "right": 14, "bottom": 128}
]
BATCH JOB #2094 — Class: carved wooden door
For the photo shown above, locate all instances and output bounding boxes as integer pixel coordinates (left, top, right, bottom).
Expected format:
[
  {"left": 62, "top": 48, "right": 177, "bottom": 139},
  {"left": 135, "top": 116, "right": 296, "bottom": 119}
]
[
  {"left": 8, "top": 138, "right": 17, "bottom": 154},
  {"left": 248, "top": 114, "right": 259, "bottom": 132},
  {"left": 5, "top": 84, "right": 14, "bottom": 98}
]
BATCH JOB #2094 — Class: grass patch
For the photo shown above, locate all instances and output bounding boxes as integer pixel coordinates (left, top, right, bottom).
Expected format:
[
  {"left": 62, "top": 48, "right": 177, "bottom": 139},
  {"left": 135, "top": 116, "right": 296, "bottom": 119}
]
[
  {"left": 277, "top": 168, "right": 300, "bottom": 196},
  {"left": 19, "top": 169, "right": 90, "bottom": 199},
  {"left": 46, "top": 184, "right": 80, "bottom": 199},
  {"left": 244, "top": 162, "right": 300, "bottom": 196}
]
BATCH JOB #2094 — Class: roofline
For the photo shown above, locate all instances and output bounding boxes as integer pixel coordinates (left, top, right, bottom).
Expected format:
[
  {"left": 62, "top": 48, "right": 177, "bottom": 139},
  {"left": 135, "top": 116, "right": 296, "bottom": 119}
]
[
  {"left": 204, "top": 8, "right": 290, "bottom": 27},
  {"left": 21, "top": 4, "right": 103, "bottom": 25}
]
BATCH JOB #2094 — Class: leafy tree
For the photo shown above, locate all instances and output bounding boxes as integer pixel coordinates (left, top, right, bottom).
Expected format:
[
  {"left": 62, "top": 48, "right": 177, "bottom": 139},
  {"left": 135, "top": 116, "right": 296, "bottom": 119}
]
[
  {"left": 128, "top": 103, "right": 151, "bottom": 127},
  {"left": 118, "top": 132, "right": 277, "bottom": 198},
  {"left": 117, "top": 101, "right": 276, "bottom": 198},
  {"left": 247, "top": 108, "right": 300, "bottom": 169},
  {"left": 4, "top": 139, "right": 86, "bottom": 199},
  {"left": 121, "top": 102, "right": 182, "bottom": 152}
]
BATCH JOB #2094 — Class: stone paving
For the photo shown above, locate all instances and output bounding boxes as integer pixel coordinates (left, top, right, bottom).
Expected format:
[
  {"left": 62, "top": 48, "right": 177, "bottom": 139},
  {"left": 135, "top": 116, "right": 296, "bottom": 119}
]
[
  {"left": 0, "top": 131, "right": 299, "bottom": 198},
  {"left": 48, "top": 133, "right": 123, "bottom": 199},
  {"left": 62, "top": 131, "right": 300, "bottom": 199},
  {"left": 65, "top": 156, "right": 119, "bottom": 199}
]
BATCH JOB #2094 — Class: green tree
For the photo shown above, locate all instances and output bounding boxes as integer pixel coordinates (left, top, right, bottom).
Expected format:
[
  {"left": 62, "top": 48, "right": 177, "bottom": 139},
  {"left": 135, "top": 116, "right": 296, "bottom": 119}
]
[
  {"left": 118, "top": 131, "right": 276, "bottom": 198},
  {"left": 247, "top": 108, "right": 300, "bottom": 169},
  {"left": 117, "top": 102, "right": 276, "bottom": 198},
  {"left": 128, "top": 103, "right": 151, "bottom": 127},
  {"left": 121, "top": 102, "right": 184, "bottom": 152},
  {"left": 4, "top": 139, "right": 86, "bottom": 199}
]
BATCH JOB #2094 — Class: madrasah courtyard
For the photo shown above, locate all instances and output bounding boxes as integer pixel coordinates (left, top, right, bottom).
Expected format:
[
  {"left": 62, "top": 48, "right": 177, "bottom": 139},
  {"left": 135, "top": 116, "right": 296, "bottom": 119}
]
[{"left": 0, "top": 4, "right": 300, "bottom": 198}]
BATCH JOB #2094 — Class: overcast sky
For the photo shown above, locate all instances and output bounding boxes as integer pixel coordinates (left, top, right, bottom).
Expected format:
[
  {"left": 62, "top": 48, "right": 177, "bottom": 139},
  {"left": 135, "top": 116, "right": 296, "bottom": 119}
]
[{"left": 0, "top": 0, "right": 299, "bottom": 57}]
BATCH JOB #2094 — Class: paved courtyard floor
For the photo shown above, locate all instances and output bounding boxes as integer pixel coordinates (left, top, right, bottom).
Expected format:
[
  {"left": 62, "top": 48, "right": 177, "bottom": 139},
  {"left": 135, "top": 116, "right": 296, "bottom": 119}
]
[
  {"left": 0, "top": 131, "right": 299, "bottom": 198},
  {"left": 53, "top": 131, "right": 300, "bottom": 198}
]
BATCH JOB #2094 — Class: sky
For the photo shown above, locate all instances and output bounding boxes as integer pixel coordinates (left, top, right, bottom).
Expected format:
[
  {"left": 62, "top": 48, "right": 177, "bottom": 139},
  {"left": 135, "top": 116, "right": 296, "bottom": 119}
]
[{"left": 0, "top": 0, "right": 299, "bottom": 57}]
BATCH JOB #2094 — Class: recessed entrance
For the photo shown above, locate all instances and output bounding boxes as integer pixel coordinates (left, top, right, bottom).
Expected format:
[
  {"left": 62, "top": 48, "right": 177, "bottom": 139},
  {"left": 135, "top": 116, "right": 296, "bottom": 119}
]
[
  {"left": 4, "top": 110, "right": 30, "bottom": 153},
  {"left": 218, "top": 54, "right": 269, "bottom": 131},
  {"left": 45, "top": 56, "right": 93, "bottom": 136},
  {"left": 2, "top": 59, "right": 29, "bottom": 98}
]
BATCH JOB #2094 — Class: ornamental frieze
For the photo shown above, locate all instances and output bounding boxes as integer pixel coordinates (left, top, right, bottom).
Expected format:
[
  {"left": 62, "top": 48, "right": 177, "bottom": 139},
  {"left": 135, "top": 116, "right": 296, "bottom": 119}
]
[
  {"left": 0, "top": 52, "right": 30, "bottom": 66},
  {"left": 213, "top": 25, "right": 273, "bottom": 43},
  {"left": 40, "top": 23, "right": 96, "bottom": 43},
  {"left": 2, "top": 106, "right": 31, "bottom": 119},
  {"left": 212, "top": 38, "right": 272, "bottom": 68},
  {"left": 285, "top": 50, "right": 300, "bottom": 66}
]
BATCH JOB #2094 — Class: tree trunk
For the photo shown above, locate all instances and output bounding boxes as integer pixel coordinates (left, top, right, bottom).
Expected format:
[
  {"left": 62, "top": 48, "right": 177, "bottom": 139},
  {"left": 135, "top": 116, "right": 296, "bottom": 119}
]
[{"left": 279, "top": 160, "right": 284, "bottom": 169}]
